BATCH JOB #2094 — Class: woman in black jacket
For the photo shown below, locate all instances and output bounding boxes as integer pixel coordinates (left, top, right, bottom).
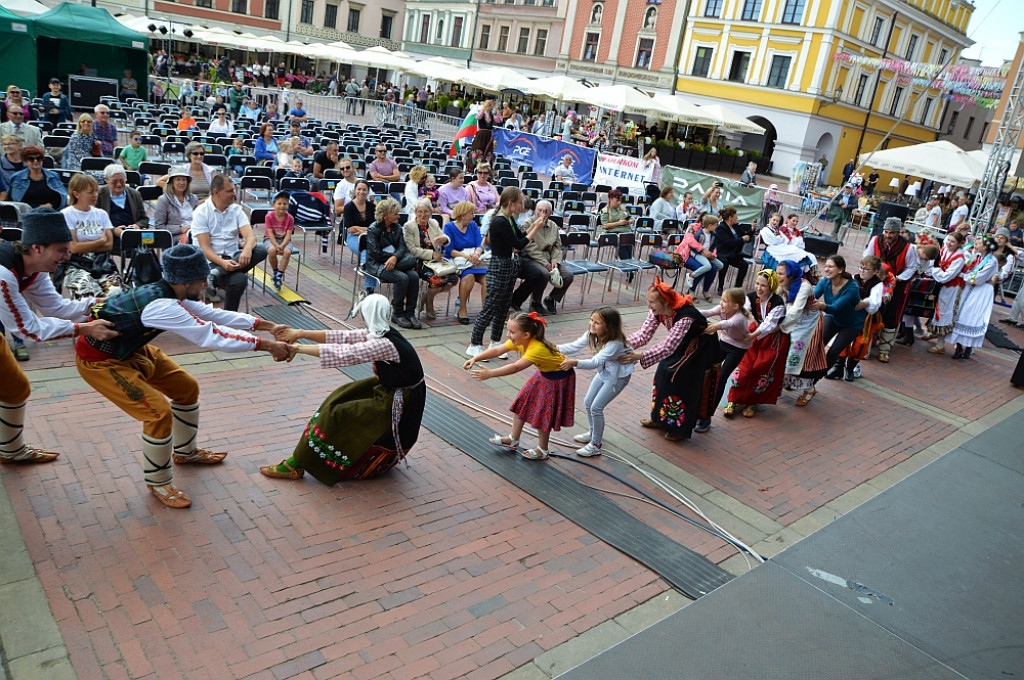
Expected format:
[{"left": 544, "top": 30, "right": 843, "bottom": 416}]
[
  {"left": 715, "top": 206, "right": 751, "bottom": 294},
  {"left": 365, "top": 197, "right": 421, "bottom": 330}
]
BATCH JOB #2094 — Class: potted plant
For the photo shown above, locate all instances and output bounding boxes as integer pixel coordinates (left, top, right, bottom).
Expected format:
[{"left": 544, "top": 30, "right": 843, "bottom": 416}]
[{"left": 688, "top": 143, "right": 708, "bottom": 170}]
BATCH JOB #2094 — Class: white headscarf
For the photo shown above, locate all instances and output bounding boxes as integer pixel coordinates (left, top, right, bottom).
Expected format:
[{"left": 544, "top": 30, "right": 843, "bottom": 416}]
[{"left": 354, "top": 293, "right": 392, "bottom": 337}]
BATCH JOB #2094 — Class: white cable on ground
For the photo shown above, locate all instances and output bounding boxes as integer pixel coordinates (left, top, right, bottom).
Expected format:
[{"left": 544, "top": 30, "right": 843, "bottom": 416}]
[{"left": 302, "top": 302, "right": 761, "bottom": 565}]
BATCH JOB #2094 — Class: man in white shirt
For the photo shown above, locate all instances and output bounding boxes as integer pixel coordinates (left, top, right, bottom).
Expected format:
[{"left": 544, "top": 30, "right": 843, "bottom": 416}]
[
  {"left": 0, "top": 105, "right": 44, "bottom": 148},
  {"left": 1, "top": 207, "right": 118, "bottom": 464},
  {"left": 949, "top": 194, "right": 970, "bottom": 230},
  {"left": 75, "top": 243, "right": 295, "bottom": 508},
  {"left": 190, "top": 175, "right": 267, "bottom": 311}
]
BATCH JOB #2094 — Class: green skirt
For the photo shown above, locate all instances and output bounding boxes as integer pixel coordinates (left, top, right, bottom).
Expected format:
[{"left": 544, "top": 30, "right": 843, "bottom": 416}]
[{"left": 293, "top": 376, "right": 425, "bottom": 486}]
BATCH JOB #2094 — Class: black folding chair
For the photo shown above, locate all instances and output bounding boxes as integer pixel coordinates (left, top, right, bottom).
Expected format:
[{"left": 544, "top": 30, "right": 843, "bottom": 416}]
[{"left": 120, "top": 229, "right": 174, "bottom": 287}]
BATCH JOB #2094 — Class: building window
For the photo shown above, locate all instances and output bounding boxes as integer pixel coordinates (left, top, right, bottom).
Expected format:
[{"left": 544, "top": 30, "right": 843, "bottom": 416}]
[
  {"left": 498, "top": 25, "right": 510, "bottom": 52},
  {"left": 420, "top": 15, "right": 430, "bottom": 43},
  {"left": 704, "top": 0, "right": 722, "bottom": 18},
  {"left": 324, "top": 4, "right": 337, "bottom": 29},
  {"left": 299, "top": 0, "right": 314, "bottom": 24},
  {"left": 766, "top": 55, "right": 791, "bottom": 88},
  {"left": 889, "top": 86, "right": 903, "bottom": 116},
  {"left": 728, "top": 51, "right": 750, "bottom": 82},
  {"left": 380, "top": 14, "right": 393, "bottom": 39},
  {"left": 635, "top": 38, "right": 654, "bottom": 69},
  {"left": 854, "top": 73, "right": 869, "bottom": 106},
  {"left": 479, "top": 24, "right": 491, "bottom": 50},
  {"left": 452, "top": 17, "right": 463, "bottom": 47},
  {"left": 525, "top": 0, "right": 535, "bottom": 5},
  {"left": 534, "top": 28, "right": 547, "bottom": 55},
  {"left": 347, "top": 8, "right": 360, "bottom": 33},
  {"left": 517, "top": 27, "right": 530, "bottom": 52},
  {"left": 906, "top": 35, "right": 918, "bottom": 60},
  {"left": 946, "top": 110, "right": 959, "bottom": 135},
  {"left": 920, "top": 97, "right": 932, "bottom": 125},
  {"left": 869, "top": 17, "right": 884, "bottom": 45},
  {"left": 264, "top": 0, "right": 278, "bottom": 18},
  {"left": 583, "top": 32, "right": 599, "bottom": 61},
  {"left": 781, "top": 0, "right": 804, "bottom": 24},
  {"left": 741, "top": 0, "right": 762, "bottom": 21},
  {"left": 939, "top": 47, "right": 949, "bottom": 64},
  {"left": 692, "top": 46, "right": 713, "bottom": 77},
  {"left": 964, "top": 116, "right": 975, "bottom": 140},
  {"left": 979, "top": 121, "right": 989, "bottom": 144},
  {"left": 231, "top": 0, "right": 246, "bottom": 14},
  {"left": 196, "top": 0, "right": 212, "bottom": 7}
]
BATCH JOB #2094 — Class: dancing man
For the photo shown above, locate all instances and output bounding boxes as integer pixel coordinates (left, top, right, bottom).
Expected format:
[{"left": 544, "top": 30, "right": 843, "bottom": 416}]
[
  {"left": 75, "top": 244, "right": 295, "bottom": 508},
  {"left": 863, "top": 217, "right": 918, "bottom": 363},
  {"left": 1, "top": 207, "right": 118, "bottom": 463}
]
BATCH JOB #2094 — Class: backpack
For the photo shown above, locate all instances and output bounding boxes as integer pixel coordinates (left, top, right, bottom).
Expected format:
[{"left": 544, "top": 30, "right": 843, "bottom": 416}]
[{"left": 287, "top": 191, "right": 331, "bottom": 226}]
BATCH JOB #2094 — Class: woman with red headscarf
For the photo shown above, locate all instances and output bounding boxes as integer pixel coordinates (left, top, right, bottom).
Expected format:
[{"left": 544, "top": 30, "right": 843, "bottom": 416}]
[{"left": 620, "top": 278, "right": 722, "bottom": 441}]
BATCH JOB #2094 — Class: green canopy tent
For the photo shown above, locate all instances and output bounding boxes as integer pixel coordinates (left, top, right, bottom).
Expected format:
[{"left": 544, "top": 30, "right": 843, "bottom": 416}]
[
  {"left": 0, "top": 6, "right": 37, "bottom": 95},
  {"left": 31, "top": 3, "right": 148, "bottom": 100}
]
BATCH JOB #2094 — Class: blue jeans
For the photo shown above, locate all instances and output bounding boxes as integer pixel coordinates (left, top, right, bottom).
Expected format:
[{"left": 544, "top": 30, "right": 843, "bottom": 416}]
[
  {"left": 685, "top": 254, "right": 723, "bottom": 293},
  {"left": 584, "top": 373, "right": 631, "bottom": 446},
  {"left": 346, "top": 232, "right": 373, "bottom": 289}
]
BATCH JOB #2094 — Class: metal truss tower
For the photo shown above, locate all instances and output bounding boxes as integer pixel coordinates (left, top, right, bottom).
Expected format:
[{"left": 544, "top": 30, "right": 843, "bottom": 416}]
[{"left": 971, "top": 56, "right": 1024, "bottom": 231}]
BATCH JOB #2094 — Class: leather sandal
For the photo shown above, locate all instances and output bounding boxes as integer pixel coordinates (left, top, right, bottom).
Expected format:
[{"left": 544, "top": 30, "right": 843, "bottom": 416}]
[
  {"left": 260, "top": 460, "right": 304, "bottom": 480},
  {"left": 795, "top": 389, "right": 816, "bottom": 407},
  {"left": 489, "top": 434, "right": 519, "bottom": 450},
  {"left": 927, "top": 346, "right": 945, "bottom": 354},
  {"left": 0, "top": 447, "right": 60, "bottom": 464},
  {"left": 521, "top": 448, "right": 549, "bottom": 460},
  {"left": 173, "top": 448, "right": 227, "bottom": 464},
  {"left": 722, "top": 403, "right": 735, "bottom": 418},
  {"left": 639, "top": 418, "right": 658, "bottom": 429},
  {"left": 147, "top": 483, "right": 192, "bottom": 509},
  {"left": 742, "top": 405, "right": 757, "bottom": 418}
]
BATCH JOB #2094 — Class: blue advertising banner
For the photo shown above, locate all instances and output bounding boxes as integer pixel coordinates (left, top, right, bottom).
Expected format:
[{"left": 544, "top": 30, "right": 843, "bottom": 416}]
[{"left": 492, "top": 128, "right": 596, "bottom": 185}]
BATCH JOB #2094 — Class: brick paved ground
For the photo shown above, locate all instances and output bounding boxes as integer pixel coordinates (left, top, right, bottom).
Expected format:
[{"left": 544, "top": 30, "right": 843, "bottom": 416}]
[{"left": 3, "top": 235, "right": 1023, "bottom": 680}]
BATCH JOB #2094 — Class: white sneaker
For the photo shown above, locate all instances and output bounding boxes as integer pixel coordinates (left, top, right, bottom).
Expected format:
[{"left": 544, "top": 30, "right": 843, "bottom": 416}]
[
  {"left": 466, "top": 344, "right": 487, "bottom": 361},
  {"left": 573, "top": 431, "right": 592, "bottom": 443},
  {"left": 852, "top": 364, "right": 862, "bottom": 379},
  {"left": 576, "top": 443, "right": 602, "bottom": 457},
  {"left": 488, "top": 342, "right": 509, "bottom": 360}
]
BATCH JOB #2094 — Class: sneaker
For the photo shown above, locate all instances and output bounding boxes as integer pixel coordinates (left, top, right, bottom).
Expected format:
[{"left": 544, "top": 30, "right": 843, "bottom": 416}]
[
  {"left": 576, "top": 442, "right": 602, "bottom": 457},
  {"left": 852, "top": 364, "right": 862, "bottom": 379},
  {"left": 573, "top": 431, "right": 592, "bottom": 443},
  {"left": 694, "top": 419, "right": 711, "bottom": 433},
  {"left": 13, "top": 345, "right": 29, "bottom": 362},
  {"left": 543, "top": 297, "right": 558, "bottom": 315},
  {"left": 466, "top": 344, "right": 488, "bottom": 361},
  {"left": 488, "top": 341, "right": 509, "bottom": 360}
]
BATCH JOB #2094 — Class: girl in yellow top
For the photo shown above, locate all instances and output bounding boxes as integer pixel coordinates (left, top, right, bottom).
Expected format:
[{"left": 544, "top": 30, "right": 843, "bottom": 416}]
[{"left": 463, "top": 311, "right": 575, "bottom": 460}]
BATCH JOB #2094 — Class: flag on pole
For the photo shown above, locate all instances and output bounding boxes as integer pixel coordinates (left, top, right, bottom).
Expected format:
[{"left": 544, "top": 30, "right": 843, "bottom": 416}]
[{"left": 449, "top": 111, "right": 479, "bottom": 158}]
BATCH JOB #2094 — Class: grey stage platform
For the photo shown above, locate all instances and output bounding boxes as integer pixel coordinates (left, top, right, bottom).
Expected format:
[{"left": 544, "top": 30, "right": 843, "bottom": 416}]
[{"left": 558, "top": 412, "right": 1024, "bottom": 680}]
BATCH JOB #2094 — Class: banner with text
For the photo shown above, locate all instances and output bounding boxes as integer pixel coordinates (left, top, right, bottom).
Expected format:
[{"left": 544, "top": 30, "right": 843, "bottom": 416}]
[
  {"left": 660, "top": 165, "right": 766, "bottom": 223},
  {"left": 493, "top": 128, "right": 595, "bottom": 185},
  {"left": 594, "top": 153, "right": 649, "bottom": 192}
]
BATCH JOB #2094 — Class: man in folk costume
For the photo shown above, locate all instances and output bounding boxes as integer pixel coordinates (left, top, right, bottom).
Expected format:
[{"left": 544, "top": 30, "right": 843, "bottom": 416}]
[
  {"left": 75, "top": 244, "right": 296, "bottom": 509},
  {"left": 862, "top": 217, "right": 919, "bottom": 362},
  {"left": 1, "top": 207, "right": 119, "bottom": 464}
]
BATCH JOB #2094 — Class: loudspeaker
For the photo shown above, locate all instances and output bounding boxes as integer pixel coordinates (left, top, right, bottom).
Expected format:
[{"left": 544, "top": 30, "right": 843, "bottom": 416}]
[
  {"left": 67, "top": 75, "right": 119, "bottom": 110},
  {"left": 873, "top": 201, "right": 909, "bottom": 237},
  {"left": 804, "top": 234, "right": 840, "bottom": 258}
]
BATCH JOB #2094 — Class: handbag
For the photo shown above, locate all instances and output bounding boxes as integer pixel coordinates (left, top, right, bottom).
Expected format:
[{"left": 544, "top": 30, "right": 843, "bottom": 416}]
[
  {"left": 129, "top": 244, "right": 163, "bottom": 286},
  {"left": 648, "top": 249, "right": 682, "bottom": 269},
  {"left": 424, "top": 260, "right": 457, "bottom": 277},
  {"left": 740, "top": 238, "right": 756, "bottom": 259}
]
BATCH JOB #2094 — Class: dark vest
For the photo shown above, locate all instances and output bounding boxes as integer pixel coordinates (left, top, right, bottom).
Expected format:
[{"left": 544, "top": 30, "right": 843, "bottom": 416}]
[
  {"left": 85, "top": 280, "right": 178, "bottom": 359},
  {"left": 0, "top": 242, "right": 41, "bottom": 291},
  {"left": 374, "top": 328, "right": 424, "bottom": 389},
  {"left": 747, "top": 291, "right": 785, "bottom": 324}
]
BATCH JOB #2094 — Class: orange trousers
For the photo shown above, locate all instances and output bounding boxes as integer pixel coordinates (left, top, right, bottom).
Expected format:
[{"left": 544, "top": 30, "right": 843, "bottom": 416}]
[{"left": 0, "top": 334, "right": 32, "bottom": 405}]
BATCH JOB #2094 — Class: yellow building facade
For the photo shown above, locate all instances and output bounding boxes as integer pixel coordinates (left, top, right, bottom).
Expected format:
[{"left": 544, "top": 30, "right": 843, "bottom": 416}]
[{"left": 675, "top": 0, "right": 974, "bottom": 185}]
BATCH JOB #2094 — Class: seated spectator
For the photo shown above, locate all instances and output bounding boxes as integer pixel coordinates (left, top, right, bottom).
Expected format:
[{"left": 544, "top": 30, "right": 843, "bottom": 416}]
[
  {"left": 61, "top": 173, "right": 122, "bottom": 299},
  {"left": 403, "top": 198, "right": 456, "bottom": 320},
  {"left": 153, "top": 166, "right": 198, "bottom": 241},
  {"left": 288, "top": 98, "right": 309, "bottom": 124},
  {"left": 92, "top": 104, "right": 117, "bottom": 156},
  {"left": 466, "top": 162, "right": 499, "bottom": 213},
  {"left": 239, "top": 98, "right": 262, "bottom": 123},
  {"left": 286, "top": 120, "right": 313, "bottom": 158},
  {"left": 509, "top": 200, "right": 574, "bottom": 316},
  {"left": 176, "top": 107, "right": 198, "bottom": 132},
  {"left": 1, "top": 85, "right": 33, "bottom": 122},
  {"left": 0, "top": 104, "right": 43, "bottom": 148},
  {"left": 404, "top": 164, "right": 428, "bottom": 210},
  {"left": 648, "top": 186, "right": 677, "bottom": 233},
  {"left": 9, "top": 145, "right": 66, "bottom": 209},
  {"left": 675, "top": 214, "right": 723, "bottom": 302},
  {"left": 253, "top": 123, "right": 278, "bottom": 164},
  {"left": 62, "top": 114, "right": 96, "bottom": 171},
  {"left": 551, "top": 155, "right": 576, "bottom": 183},
  {"left": 208, "top": 109, "right": 235, "bottom": 136},
  {"left": 190, "top": 174, "right": 267, "bottom": 311},
  {"left": 97, "top": 164, "right": 149, "bottom": 248},
  {"left": 365, "top": 197, "right": 420, "bottom": 329},
  {"left": 311, "top": 140, "right": 339, "bottom": 179},
  {"left": 118, "top": 130, "right": 147, "bottom": 172},
  {"left": 443, "top": 201, "right": 487, "bottom": 325},
  {"left": 120, "top": 69, "right": 138, "bottom": 101},
  {"left": 0, "top": 135, "right": 24, "bottom": 188},
  {"left": 437, "top": 167, "right": 469, "bottom": 222}
]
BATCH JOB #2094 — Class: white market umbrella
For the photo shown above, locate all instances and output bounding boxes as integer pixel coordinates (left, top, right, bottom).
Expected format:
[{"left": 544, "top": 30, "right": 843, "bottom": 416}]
[
  {"left": 525, "top": 75, "right": 593, "bottom": 104},
  {"left": 859, "top": 140, "right": 987, "bottom": 187},
  {"left": 404, "top": 57, "right": 473, "bottom": 83},
  {"left": 695, "top": 103, "right": 765, "bottom": 134},
  {"left": 650, "top": 94, "right": 719, "bottom": 126},
  {"left": 460, "top": 67, "right": 534, "bottom": 93},
  {"left": 582, "top": 84, "right": 657, "bottom": 115},
  {"left": 360, "top": 45, "right": 420, "bottom": 73}
]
